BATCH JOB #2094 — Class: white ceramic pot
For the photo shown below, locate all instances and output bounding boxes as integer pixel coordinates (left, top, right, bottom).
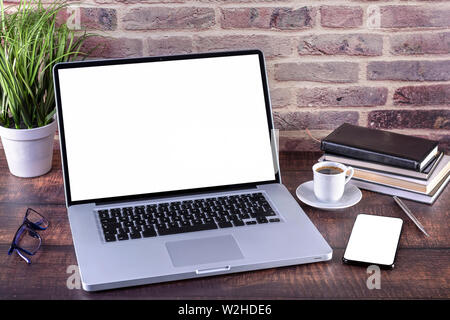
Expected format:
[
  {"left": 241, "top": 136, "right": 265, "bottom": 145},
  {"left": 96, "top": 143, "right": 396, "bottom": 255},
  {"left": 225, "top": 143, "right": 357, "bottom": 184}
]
[{"left": 0, "top": 120, "right": 57, "bottom": 178}]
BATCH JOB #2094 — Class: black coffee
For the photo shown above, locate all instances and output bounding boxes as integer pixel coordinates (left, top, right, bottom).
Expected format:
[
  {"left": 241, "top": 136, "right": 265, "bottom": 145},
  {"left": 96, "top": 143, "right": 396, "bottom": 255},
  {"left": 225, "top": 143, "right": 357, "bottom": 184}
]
[{"left": 316, "top": 166, "right": 343, "bottom": 175}]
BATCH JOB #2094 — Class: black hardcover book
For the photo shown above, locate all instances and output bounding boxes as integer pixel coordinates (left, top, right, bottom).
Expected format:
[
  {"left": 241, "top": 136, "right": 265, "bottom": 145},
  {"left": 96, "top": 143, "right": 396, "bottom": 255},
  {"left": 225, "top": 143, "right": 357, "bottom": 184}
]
[{"left": 321, "top": 123, "right": 439, "bottom": 171}]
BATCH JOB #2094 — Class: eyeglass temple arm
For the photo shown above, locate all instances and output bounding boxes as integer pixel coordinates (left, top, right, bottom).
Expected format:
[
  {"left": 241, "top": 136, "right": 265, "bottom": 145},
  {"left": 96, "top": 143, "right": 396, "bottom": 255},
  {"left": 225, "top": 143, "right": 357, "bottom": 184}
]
[
  {"left": 9, "top": 245, "right": 33, "bottom": 264},
  {"left": 16, "top": 249, "right": 32, "bottom": 264}
]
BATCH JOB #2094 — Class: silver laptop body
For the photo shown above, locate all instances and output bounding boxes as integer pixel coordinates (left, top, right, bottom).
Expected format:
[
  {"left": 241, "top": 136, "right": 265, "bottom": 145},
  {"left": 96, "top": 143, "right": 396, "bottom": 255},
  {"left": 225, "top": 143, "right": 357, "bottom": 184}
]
[{"left": 53, "top": 50, "right": 332, "bottom": 291}]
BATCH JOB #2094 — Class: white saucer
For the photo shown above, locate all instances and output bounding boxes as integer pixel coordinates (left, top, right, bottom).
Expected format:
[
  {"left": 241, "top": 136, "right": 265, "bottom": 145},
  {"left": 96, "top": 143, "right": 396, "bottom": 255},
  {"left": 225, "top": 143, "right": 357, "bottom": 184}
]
[{"left": 296, "top": 181, "right": 362, "bottom": 210}]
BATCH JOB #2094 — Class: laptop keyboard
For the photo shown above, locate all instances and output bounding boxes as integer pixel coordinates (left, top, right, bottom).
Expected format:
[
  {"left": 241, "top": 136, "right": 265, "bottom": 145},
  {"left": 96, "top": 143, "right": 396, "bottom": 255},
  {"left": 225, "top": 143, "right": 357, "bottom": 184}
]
[{"left": 97, "top": 193, "right": 281, "bottom": 242}]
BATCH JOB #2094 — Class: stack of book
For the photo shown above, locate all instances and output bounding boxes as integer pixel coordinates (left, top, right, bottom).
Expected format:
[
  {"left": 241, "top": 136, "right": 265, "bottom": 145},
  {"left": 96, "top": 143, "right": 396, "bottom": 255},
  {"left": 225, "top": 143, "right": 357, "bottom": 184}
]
[{"left": 319, "top": 123, "right": 450, "bottom": 204}]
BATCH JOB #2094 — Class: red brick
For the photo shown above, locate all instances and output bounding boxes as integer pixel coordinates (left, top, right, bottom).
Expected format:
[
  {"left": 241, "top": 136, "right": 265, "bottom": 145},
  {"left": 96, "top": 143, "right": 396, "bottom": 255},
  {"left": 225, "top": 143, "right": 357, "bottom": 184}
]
[
  {"left": 56, "top": 7, "right": 72, "bottom": 27},
  {"left": 147, "top": 37, "right": 193, "bottom": 56},
  {"left": 123, "top": 7, "right": 215, "bottom": 30},
  {"left": 4, "top": 0, "right": 59, "bottom": 3},
  {"left": 221, "top": 7, "right": 272, "bottom": 29},
  {"left": 380, "top": 6, "right": 450, "bottom": 28},
  {"left": 111, "top": 0, "right": 183, "bottom": 3},
  {"left": 367, "top": 61, "right": 450, "bottom": 81},
  {"left": 271, "top": 7, "right": 315, "bottom": 30},
  {"left": 428, "top": 133, "right": 450, "bottom": 152},
  {"left": 278, "top": 131, "right": 327, "bottom": 152},
  {"left": 81, "top": 36, "right": 143, "bottom": 58},
  {"left": 390, "top": 32, "right": 450, "bottom": 55},
  {"left": 221, "top": 7, "right": 315, "bottom": 30},
  {"left": 368, "top": 110, "right": 450, "bottom": 129},
  {"left": 270, "top": 88, "right": 291, "bottom": 109},
  {"left": 298, "top": 34, "right": 382, "bottom": 56},
  {"left": 275, "top": 62, "right": 359, "bottom": 83},
  {"left": 296, "top": 87, "right": 388, "bottom": 107},
  {"left": 320, "top": 6, "right": 363, "bottom": 28},
  {"left": 80, "top": 8, "right": 117, "bottom": 31},
  {"left": 393, "top": 84, "right": 450, "bottom": 106},
  {"left": 273, "top": 111, "right": 359, "bottom": 130},
  {"left": 194, "top": 35, "right": 292, "bottom": 58}
]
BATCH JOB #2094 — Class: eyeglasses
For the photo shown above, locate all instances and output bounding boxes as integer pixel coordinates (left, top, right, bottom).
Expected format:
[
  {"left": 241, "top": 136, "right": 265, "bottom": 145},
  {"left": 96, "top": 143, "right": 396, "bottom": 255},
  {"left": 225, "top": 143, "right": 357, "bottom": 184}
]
[{"left": 8, "top": 208, "right": 49, "bottom": 264}]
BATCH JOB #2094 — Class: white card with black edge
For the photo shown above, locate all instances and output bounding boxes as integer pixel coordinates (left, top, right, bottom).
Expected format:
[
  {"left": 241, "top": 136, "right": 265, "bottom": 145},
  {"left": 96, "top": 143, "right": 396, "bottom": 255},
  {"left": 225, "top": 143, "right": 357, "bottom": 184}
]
[{"left": 343, "top": 214, "right": 403, "bottom": 269}]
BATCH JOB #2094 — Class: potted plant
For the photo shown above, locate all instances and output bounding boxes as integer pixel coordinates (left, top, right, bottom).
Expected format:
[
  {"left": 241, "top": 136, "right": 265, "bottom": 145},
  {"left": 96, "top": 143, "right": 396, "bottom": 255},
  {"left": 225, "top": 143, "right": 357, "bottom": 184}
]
[{"left": 0, "top": 0, "right": 88, "bottom": 177}]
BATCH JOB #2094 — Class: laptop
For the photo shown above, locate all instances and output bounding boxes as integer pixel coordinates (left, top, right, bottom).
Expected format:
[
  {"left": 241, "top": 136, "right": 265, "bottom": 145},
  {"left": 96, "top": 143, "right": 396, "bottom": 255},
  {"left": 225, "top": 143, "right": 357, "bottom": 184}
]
[{"left": 53, "top": 50, "right": 332, "bottom": 291}]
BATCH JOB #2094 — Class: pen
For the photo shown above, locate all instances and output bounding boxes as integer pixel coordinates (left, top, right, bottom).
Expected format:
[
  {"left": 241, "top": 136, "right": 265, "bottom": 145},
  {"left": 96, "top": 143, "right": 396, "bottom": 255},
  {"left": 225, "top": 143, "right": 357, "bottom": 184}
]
[{"left": 393, "top": 196, "right": 430, "bottom": 237}]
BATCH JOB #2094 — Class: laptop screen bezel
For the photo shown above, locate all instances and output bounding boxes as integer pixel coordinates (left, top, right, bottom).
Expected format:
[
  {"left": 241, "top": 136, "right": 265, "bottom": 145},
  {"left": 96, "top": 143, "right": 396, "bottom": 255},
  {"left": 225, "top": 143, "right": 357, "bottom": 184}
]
[{"left": 53, "top": 50, "right": 281, "bottom": 206}]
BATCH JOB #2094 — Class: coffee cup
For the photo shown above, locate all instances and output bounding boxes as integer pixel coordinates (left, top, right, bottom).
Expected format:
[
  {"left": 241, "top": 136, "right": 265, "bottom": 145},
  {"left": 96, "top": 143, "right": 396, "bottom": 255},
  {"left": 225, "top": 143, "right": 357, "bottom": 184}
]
[{"left": 312, "top": 161, "right": 354, "bottom": 203}]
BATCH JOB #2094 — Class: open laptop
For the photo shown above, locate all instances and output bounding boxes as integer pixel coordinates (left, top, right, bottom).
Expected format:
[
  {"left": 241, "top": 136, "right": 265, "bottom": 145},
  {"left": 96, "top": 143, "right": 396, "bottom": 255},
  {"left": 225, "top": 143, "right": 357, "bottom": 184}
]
[{"left": 53, "top": 50, "right": 332, "bottom": 291}]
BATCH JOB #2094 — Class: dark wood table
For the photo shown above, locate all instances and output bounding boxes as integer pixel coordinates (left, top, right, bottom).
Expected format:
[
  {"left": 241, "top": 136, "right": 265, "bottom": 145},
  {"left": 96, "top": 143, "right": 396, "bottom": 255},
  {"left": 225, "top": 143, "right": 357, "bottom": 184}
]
[{"left": 0, "top": 151, "right": 448, "bottom": 299}]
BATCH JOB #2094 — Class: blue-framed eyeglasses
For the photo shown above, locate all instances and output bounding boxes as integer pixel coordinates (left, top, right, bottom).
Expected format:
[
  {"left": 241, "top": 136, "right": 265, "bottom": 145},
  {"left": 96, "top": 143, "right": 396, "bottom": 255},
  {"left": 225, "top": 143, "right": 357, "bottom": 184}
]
[{"left": 8, "top": 208, "right": 49, "bottom": 264}]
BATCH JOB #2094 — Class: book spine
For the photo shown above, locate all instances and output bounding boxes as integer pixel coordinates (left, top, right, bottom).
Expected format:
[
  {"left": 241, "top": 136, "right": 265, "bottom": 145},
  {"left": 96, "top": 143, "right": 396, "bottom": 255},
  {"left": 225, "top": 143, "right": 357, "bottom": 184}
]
[
  {"left": 321, "top": 141, "right": 420, "bottom": 171},
  {"left": 322, "top": 154, "right": 428, "bottom": 180},
  {"left": 350, "top": 179, "right": 432, "bottom": 204}
]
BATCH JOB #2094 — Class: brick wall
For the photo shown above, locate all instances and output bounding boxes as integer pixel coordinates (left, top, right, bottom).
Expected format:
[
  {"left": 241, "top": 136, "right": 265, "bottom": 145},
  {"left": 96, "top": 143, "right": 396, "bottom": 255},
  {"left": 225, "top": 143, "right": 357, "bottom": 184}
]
[{"left": 20, "top": 0, "right": 450, "bottom": 151}]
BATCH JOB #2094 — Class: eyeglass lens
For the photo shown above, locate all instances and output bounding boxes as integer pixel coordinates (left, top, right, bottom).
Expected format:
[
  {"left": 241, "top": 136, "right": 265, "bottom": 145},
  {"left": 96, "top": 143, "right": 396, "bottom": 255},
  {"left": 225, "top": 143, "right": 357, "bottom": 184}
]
[
  {"left": 14, "top": 225, "right": 42, "bottom": 254},
  {"left": 25, "top": 209, "right": 49, "bottom": 229}
]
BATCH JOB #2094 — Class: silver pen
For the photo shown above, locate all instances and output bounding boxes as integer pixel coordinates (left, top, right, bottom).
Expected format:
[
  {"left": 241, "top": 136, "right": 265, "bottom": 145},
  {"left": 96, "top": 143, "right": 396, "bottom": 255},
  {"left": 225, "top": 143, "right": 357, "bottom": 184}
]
[{"left": 393, "top": 196, "right": 430, "bottom": 237}]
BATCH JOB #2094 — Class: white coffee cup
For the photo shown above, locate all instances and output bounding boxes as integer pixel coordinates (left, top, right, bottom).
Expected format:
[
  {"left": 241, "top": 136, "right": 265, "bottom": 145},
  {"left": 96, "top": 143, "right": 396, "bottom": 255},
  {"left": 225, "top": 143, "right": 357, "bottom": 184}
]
[{"left": 312, "top": 161, "right": 354, "bottom": 203}]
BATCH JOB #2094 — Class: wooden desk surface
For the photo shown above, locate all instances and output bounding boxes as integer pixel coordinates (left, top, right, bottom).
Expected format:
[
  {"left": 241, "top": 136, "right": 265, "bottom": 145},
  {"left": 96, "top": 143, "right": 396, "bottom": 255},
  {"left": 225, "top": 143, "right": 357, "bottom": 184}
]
[{"left": 0, "top": 151, "right": 448, "bottom": 299}]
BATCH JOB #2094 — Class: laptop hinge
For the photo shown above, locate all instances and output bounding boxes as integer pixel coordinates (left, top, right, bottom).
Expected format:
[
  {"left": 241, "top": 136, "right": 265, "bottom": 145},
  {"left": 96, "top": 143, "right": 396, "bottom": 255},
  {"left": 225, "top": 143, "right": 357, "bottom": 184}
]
[{"left": 94, "top": 184, "right": 259, "bottom": 206}]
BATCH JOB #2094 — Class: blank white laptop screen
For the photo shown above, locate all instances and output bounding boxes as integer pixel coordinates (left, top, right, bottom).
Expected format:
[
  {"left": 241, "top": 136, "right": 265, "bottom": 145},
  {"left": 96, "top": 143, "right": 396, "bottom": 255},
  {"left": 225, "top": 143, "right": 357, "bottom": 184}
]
[{"left": 57, "top": 54, "right": 276, "bottom": 202}]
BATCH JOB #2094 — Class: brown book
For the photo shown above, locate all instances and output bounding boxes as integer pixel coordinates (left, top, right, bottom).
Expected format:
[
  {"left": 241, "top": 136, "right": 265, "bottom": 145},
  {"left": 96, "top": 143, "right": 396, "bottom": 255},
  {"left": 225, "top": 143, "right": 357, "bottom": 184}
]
[
  {"left": 322, "top": 152, "right": 443, "bottom": 180},
  {"left": 351, "top": 171, "right": 450, "bottom": 205},
  {"left": 351, "top": 155, "right": 450, "bottom": 194}
]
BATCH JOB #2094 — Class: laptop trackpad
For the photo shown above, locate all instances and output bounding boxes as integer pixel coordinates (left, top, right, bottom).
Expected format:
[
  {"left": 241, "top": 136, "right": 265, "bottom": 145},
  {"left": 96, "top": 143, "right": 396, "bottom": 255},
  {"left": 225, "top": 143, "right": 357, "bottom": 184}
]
[{"left": 165, "top": 235, "right": 244, "bottom": 267}]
